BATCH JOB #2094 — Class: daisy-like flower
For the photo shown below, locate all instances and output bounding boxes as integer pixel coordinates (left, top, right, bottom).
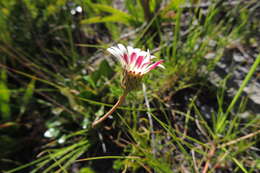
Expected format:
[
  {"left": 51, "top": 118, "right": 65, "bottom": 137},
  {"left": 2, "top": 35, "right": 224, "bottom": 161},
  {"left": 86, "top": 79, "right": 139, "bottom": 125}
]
[
  {"left": 92, "top": 44, "right": 164, "bottom": 127},
  {"left": 107, "top": 44, "right": 164, "bottom": 92},
  {"left": 107, "top": 44, "right": 164, "bottom": 76}
]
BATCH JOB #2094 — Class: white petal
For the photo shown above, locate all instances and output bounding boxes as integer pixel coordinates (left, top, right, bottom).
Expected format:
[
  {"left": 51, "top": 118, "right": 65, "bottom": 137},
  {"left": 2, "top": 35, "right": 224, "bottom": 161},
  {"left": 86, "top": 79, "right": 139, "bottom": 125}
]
[
  {"left": 127, "top": 46, "right": 135, "bottom": 57},
  {"left": 107, "top": 44, "right": 165, "bottom": 73},
  {"left": 107, "top": 47, "right": 124, "bottom": 66},
  {"left": 158, "top": 64, "right": 165, "bottom": 69},
  {"left": 139, "top": 50, "right": 148, "bottom": 57},
  {"left": 134, "top": 48, "right": 141, "bottom": 53},
  {"left": 107, "top": 48, "right": 120, "bottom": 59},
  {"left": 118, "top": 44, "right": 127, "bottom": 54}
]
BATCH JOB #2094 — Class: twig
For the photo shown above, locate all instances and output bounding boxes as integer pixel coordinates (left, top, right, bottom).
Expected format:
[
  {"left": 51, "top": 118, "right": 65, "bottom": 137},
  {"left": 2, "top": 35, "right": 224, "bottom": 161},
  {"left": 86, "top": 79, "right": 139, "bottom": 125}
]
[
  {"left": 120, "top": 22, "right": 147, "bottom": 40},
  {"left": 140, "top": 0, "right": 153, "bottom": 21},
  {"left": 213, "top": 151, "right": 229, "bottom": 169},
  {"left": 98, "top": 132, "right": 107, "bottom": 153},
  {"left": 92, "top": 91, "right": 128, "bottom": 127},
  {"left": 218, "top": 129, "right": 260, "bottom": 148},
  {"left": 202, "top": 143, "right": 216, "bottom": 173},
  {"left": 142, "top": 83, "right": 156, "bottom": 155},
  {"left": 191, "top": 149, "right": 199, "bottom": 173}
]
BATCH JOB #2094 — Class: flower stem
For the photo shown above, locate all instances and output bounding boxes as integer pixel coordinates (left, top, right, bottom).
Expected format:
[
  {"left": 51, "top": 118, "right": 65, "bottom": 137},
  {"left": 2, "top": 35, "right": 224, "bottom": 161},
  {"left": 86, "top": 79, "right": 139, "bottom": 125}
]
[{"left": 92, "top": 91, "right": 128, "bottom": 128}]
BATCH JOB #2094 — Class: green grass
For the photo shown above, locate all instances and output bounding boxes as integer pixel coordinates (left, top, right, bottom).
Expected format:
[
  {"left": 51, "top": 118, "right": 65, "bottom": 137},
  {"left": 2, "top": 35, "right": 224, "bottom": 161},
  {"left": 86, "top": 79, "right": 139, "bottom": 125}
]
[{"left": 0, "top": 0, "right": 259, "bottom": 172}]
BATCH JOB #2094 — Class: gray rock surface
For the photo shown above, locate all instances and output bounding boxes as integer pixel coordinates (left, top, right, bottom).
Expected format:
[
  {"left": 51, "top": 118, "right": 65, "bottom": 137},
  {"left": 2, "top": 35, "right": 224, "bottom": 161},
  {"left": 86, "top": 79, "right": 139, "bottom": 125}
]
[{"left": 209, "top": 47, "right": 260, "bottom": 114}]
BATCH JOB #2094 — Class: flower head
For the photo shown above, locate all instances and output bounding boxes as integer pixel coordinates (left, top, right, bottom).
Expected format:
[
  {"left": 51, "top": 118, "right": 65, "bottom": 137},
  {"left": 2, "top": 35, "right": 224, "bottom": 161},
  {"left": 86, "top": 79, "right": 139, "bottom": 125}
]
[
  {"left": 107, "top": 44, "right": 164, "bottom": 92},
  {"left": 107, "top": 44, "right": 164, "bottom": 76},
  {"left": 92, "top": 44, "right": 164, "bottom": 127}
]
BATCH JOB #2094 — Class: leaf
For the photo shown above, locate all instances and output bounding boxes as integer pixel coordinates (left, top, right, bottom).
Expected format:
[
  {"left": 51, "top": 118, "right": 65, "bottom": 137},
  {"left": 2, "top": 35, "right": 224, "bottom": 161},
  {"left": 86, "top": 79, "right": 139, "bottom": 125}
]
[
  {"left": 81, "top": 15, "right": 130, "bottom": 25},
  {"left": 170, "top": 0, "right": 185, "bottom": 9},
  {"left": 162, "top": 0, "right": 185, "bottom": 13},
  {"left": 79, "top": 167, "right": 95, "bottom": 173},
  {"left": 80, "top": 3, "right": 136, "bottom": 25},
  {"left": 91, "top": 59, "right": 114, "bottom": 83},
  {"left": 83, "top": 76, "right": 96, "bottom": 88},
  {"left": 232, "top": 157, "right": 248, "bottom": 173},
  {"left": 0, "top": 69, "right": 10, "bottom": 121},
  {"left": 99, "top": 59, "right": 114, "bottom": 78},
  {"left": 44, "top": 127, "right": 60, "bottom": 138},
  {"left": 19, "top": 78, "right": 35, "bottom": 115},
  {"left": 60, "top": 88, "right": 84, "bottom": 112},
  {"left": 92, "top": 3, "right": 132, "bottom": 19}
]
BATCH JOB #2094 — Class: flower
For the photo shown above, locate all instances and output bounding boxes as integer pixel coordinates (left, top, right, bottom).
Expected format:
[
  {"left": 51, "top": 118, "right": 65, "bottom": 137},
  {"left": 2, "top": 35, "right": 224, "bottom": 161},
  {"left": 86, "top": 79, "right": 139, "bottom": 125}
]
[
  {"left": 92, "top": 44, "right": 164, "bottom": 127},
  {"left": 107, "top": 44, "right": 164, "bottom": 92},
  {"left": 107, "top": 44, "right": 164, "bottom": 76}
]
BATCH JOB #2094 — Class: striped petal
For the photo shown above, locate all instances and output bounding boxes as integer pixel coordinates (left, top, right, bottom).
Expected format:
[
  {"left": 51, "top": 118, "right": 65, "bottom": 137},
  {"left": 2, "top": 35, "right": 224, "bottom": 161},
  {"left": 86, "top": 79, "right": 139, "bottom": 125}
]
[
  {"left": 107, "top": 44, "right": 164, "bottom": 76},
  {"left": 144, "top": 60, "right": 164, "bottom": 74},
  {"left": 135, "top": 56, "right": 144, "bottom": 68}
]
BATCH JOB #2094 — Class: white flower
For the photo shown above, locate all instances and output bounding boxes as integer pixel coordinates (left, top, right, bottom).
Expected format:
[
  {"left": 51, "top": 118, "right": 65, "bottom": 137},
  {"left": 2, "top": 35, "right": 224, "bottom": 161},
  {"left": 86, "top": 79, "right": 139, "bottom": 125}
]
[
  {"left": 92, "top": 44, "right": 165, "bottom": 127},
  {"left": 107, "top": 44, "right": 164, "bottom": 76}
]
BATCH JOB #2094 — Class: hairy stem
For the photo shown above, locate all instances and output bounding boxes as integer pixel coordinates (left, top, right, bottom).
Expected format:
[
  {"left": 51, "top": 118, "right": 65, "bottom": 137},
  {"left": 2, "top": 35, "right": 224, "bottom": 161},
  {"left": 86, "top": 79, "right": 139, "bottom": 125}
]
[{"left": 92, "top": 91, "right": 128, "bottom": 127}]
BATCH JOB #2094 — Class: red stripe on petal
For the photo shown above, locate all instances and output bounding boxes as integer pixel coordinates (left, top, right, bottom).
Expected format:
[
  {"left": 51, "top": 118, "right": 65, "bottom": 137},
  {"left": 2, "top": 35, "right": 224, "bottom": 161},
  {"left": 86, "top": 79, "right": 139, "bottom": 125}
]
[
  {"left": 135, "top": 56, "right": 144, "bottom": 68},
  {"left": 147, "top": 60, "right": 164, "bottom": 72},
  {"left": 123, "top": 53, "right": 128, "bottom": 64},
  {"left": 141, "top": 62, "right": 151, "bottom": 69},
  {"left": 130, "top": 52, "right": 137, "bottom": 64}
]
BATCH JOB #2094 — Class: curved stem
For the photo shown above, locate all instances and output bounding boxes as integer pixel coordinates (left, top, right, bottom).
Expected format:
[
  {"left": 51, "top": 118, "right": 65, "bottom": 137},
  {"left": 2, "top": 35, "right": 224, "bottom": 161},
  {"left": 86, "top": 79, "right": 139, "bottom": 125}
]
[{"left": 92, "top": 91, "right": 128, "bottom": 128}]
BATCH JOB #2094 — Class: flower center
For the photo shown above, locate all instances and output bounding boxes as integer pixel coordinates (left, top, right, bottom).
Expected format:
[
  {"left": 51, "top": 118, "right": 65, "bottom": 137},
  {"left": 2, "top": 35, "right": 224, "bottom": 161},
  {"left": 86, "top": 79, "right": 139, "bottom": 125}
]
[{"left": 122, "top": 70, "right": 143, "bottom": 92}]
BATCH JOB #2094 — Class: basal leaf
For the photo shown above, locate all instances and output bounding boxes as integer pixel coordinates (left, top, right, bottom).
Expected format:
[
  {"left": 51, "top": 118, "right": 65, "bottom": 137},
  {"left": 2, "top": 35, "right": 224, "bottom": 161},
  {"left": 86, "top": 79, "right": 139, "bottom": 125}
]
[{"left": 0, "top": 69, "right": 10, "bottom": 121}]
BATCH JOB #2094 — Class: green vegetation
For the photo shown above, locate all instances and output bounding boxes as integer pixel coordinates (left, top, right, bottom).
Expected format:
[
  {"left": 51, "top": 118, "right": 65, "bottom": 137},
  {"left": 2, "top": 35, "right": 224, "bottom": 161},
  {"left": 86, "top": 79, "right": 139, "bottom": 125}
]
[{"left": 0, "top": 0, "right": 259, "bottom": 172}]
